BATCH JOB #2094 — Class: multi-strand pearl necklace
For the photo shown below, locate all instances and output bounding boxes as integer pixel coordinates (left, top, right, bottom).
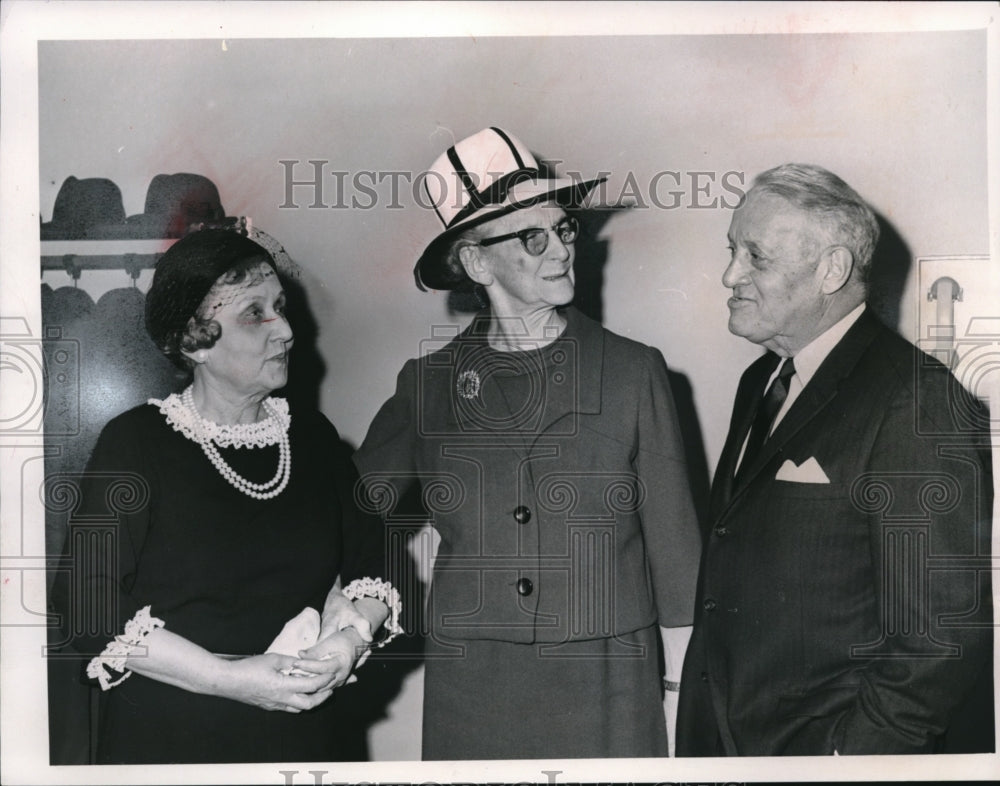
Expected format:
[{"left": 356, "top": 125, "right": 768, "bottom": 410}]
[{"left": 152, "top": 388, "right": 292, "bottom": 500}]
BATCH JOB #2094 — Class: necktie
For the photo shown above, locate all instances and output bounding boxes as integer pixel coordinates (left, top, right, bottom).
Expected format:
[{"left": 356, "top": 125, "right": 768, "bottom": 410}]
[{"left": 737, "top": 357, "right": 795, "bottom": 482}]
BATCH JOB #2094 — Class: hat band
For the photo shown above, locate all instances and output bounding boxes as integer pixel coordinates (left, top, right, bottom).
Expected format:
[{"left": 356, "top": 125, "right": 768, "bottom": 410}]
[{"left": 447, "top": 167, "right": 543, "bottom": 227}]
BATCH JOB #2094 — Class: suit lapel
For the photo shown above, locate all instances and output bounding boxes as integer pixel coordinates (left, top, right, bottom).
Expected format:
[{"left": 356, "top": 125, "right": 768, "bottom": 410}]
[
  {"left": 711, "top": 351, "right": 779, "bottom": 516},
  {"left": 716, "top": 310, "right": 883, "bottom": 519}
]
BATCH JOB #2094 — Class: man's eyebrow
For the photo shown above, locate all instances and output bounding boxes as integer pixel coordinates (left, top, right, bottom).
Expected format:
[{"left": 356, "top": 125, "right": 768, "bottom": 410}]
[{"left": 727, "top": 234, "right": 763, "bottom": 252}]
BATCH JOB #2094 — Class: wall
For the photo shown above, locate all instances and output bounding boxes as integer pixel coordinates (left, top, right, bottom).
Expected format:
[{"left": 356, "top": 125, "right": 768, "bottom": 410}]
[{"left": 36, "top": 30, "right": 991, "bottom": 761}]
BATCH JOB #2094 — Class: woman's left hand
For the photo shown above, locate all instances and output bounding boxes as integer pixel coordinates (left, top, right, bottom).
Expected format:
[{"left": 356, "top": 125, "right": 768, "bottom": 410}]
[
  {"left": 292, "top": 628, "right": 369, "bottom": 690},
  {"left": 319, "top": 587, "right": 374, "bottom": 643}
]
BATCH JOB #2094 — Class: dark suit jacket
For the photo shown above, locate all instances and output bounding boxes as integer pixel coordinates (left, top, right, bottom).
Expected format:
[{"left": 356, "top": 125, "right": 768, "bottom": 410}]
[
  {"left": 354, "top": 306, "right": 702, "bottom": 644},
  {"left": 677, "top": 309, "right": 993, "bottom": 755}
]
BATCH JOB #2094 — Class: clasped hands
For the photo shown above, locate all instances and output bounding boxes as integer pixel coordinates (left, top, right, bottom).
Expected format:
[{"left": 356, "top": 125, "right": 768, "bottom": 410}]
[
  {"left": 229, "top": 597, "right": 373, "bottom": 714},
  {"left": 292, "top": 623, "right": 372, "bottom": 689}
]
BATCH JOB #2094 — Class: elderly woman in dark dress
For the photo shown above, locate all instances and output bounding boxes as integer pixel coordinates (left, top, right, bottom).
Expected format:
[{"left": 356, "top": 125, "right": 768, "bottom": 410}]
[
  {"left": 63, "top": 229, "right": 401, "bottom": 764},
  {"left": 354, "top": 128, "right": 701, "bottom": 759}
]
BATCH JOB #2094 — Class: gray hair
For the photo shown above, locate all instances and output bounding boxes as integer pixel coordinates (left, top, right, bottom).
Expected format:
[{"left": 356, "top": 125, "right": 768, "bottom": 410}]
[
  {"left": 748, "top": 163, "right": 880, "bottom": 282},
  {"left": 442, "top": 237, "right": 476, "bottom": 291},
  {"left": 442, "top": 224, "right": 491, "bottom": 301}
]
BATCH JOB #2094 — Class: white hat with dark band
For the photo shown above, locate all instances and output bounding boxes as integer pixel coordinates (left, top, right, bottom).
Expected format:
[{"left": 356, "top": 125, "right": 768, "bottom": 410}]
[{"left": 413, "top": 127, "right": 605, "bottom": 291}]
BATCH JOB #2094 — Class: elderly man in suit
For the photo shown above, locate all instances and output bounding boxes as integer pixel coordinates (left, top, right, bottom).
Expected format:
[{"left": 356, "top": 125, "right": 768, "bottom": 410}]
[{"left": 676, "top": 163, "right": 994, "bottom": 755}]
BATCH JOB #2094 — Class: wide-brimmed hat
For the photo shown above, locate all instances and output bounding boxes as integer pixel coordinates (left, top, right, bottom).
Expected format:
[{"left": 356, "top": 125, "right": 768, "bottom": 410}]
[
  {"left": 413, "top": 127, "right": 605, "bottom": 291},
  {"left": 40, "top": 176, "right": 130, "bottom": 240},
  {"left": 126, "top": 173, "right": 235, "bottom": 239}
]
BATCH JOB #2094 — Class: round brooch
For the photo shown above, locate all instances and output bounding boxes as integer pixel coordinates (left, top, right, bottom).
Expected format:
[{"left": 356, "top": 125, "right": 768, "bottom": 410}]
[{"left": 456, "top": 369, "right": 481, "bottom": 400}]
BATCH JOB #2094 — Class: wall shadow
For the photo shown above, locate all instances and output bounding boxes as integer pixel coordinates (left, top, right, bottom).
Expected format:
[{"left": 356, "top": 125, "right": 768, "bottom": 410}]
[
  {"left": 665, "top": 370, "right": 712, "bottom": 532},
  {"left": 279, "top": 273, "right": 327, "bottom": 413},
  {"left": 572, "top": 207, "right": 621, "bottom": 324},
  {"left": 866, "top": 211, "right": 912, "bottom": 333}
]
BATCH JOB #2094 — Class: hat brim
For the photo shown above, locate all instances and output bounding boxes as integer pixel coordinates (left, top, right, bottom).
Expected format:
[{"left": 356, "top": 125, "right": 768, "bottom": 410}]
[{"left": 414, "top": 176, "right": 606, "bottom": 291}]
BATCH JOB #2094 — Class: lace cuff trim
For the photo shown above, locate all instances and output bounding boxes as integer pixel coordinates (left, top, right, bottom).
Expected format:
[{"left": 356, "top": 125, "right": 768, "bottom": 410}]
[
  {"left": 342, "top": 577, "right": 403, "bottom": 649},
  {"left": 86, "top": 606, "right": 165, "bottom": 691}
]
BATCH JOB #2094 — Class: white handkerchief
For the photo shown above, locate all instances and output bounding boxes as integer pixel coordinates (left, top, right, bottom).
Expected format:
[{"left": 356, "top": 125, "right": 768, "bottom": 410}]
[
  {"left": 266, "top": 607, "right": 321, "bottom": 676},
  {"left": 775, "top": 457, "right": 830, "bottom": 484},
  {"left": 267, "top": 606, "right": 348, "bottom": 677}
]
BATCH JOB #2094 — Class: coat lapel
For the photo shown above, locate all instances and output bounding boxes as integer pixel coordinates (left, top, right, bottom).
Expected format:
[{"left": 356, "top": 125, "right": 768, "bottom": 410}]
[
  {"left": 541, "top": 306, "right": 604, "bottom": 424},
  {"left": 710, "top": 351, "right": 779, "bottom": 517},
  {"left": 716, "top": 310, "right": 883, "bottom": 520},
  {"left": 520, "top": 307, "right": 604, "bottom": 457}
]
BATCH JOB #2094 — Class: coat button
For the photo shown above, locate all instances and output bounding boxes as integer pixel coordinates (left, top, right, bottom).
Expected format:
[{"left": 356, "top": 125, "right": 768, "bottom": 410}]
[
  {"left": 703, "top": 598, "right": 717, "bottom": 612},
  {"left": 516, "top": 578, "right": 534, "bottom": 596},
  {"left": 513, "top": 505, "right": 531, "bottom": 524},
  {"left": 713, "top": 525, "right": 728, "bottom": 537},
  {"left": 700, "top": 671, "right": 709, "bottom": 682}
]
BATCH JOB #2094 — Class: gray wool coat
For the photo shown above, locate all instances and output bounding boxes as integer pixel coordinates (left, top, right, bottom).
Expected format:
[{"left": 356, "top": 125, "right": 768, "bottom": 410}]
[{"left": 354, "top": 306, "right": 702, "bottom": 647}]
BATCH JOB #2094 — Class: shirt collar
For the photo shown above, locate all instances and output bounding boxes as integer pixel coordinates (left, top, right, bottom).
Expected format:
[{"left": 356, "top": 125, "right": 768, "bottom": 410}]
[{"left": 791, "top": 302, "right": 866, "bottom": 387}]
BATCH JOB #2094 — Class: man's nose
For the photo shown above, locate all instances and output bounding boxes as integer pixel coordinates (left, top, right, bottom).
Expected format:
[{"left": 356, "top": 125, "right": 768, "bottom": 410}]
[{"left": 722, "top": 253, "right": 748, "bottom": 288}]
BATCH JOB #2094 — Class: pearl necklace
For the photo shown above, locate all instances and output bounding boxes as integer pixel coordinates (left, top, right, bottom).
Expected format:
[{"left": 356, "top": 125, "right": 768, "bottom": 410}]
[{"left": 159, "top": 388, "right": 292, "bottom": 500}]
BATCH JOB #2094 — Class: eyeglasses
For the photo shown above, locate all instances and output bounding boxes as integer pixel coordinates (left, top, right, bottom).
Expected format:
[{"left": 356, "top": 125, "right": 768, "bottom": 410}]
[{"left": 477, "top": 216, "right": 579, "bottom": 256}]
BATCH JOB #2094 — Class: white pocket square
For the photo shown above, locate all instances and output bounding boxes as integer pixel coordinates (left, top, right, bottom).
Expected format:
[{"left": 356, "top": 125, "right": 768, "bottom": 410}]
[{"left": 775, "top": 457, "right": 830, "bottom": 484}]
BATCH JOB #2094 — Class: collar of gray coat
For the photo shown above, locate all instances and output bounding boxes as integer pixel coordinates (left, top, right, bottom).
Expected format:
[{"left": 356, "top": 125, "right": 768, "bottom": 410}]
[{"left": 451, "top": 305, "right": 605, "bottom": 420}]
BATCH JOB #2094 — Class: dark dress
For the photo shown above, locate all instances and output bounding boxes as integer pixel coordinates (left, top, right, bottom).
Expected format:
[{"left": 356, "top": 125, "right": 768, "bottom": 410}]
[
  {"left": 57, "top": 400, "right": 383, "bottom": 764},
  {"left": 355, "top": 307, "right": 702, "bottom": 759}
]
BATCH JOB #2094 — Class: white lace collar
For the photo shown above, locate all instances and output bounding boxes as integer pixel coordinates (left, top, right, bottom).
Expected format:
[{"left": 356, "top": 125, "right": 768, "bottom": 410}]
[{"left": 150, "top": 389, "right": 291, "bottom": 449}]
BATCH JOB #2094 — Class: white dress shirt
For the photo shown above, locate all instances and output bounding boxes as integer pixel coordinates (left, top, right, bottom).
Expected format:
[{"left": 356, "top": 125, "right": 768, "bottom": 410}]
[{"left": 736, "top": 303, "right": 866, "bottom": 473}]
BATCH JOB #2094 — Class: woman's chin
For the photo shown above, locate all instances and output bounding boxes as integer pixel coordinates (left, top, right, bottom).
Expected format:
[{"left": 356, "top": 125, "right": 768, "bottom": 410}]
[
  {"left": 263, "top": 368, "right": 289, "bottom": 392},
  {"left": 544, "top": 280, "right": 575, "bottom": 307}
]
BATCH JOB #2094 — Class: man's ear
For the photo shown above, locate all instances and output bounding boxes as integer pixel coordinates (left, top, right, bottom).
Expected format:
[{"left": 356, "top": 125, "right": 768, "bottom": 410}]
[
  {"left": 458, "top": 243, "right": 494, "bottom": 287},
  {"left": 820, "top": 246, "right": 855, "bottom": 294}
]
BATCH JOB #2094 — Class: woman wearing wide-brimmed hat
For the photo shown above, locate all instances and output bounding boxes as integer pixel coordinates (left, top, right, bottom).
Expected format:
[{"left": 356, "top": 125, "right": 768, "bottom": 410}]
[
  {"left": 354, "top": 128, "right": 701, "bottom": 759},
  {"left": 58, "top": 229, "right": 401, "bottom": 763}
]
